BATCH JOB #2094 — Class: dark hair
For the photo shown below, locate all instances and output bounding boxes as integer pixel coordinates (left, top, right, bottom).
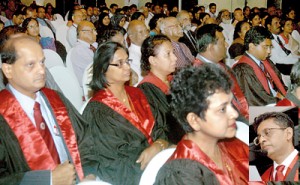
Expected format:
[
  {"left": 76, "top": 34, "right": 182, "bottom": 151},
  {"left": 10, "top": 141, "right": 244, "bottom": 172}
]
[
  {"left": 95, "top": 12, "right": 111, "bottom": 36},
  {"left": 13, "top": 8, "right": 25, "bottom": 17},
  {"left": 149, "top": 14, "right": 166, "bottom": 30},
  {"left": 284, "top": 7, "right": 295, "bottom": 19},
  {"left": 265, "top": 15, "right": 279, "bottom": 29},
  {"left": 249, "top": 13, "right": 260, "bottom": 25},
  {"left": 199, "top": 12, "right": 210, "bottom": 20},
  {"left": 244, "top": 26, "right": 273, "bottom": 51},
  {"left": 22, "top": 17, "right": 38, "bottom": 30},
  {"left": 129, "top": 4, "right": 137, "bottom": 10},
  {"left": 45, "top": 3, "right": 55, "bottom": 14},
  {"left": 90, "top": 41, "right": 128, "bottom": 91},
  {"left": 97, "top": 27, "right": 126, "bottom": 44},
  {"left": 100, "top": 7, "right": 109, "bottom": 13},
  {"left": 0, "top": 26, "right": 26, "bottom": 49},
  {"left": 131, "top": 12, "right": 144, "bottom": 21},
  {"left": 110, "top": 13, "right": 126, "bottom": 27},
  {"left": 141, "top": 35, "right": 171, "bottom": 72},
  {"left": 228, "top": 43, "right": 245, "bottom": 59},
  {"left": 36, "top": 5, "right": 45, "bottom": 12},
  {"left": 233, "top": 21, "right": 249, "bottom": 40},
  {"left": 110, "top": 3, "right": 118, "bottom": 9},
  {"left": 253, "top": 112, "right": 294, "bottom": 133},
  {"left": 170, "top": 64, "right": 232, "bottom": 133},
  {"left": 209, "top": 3, "right": 216, "bottom": 9},
  {"left": 290, "top": 62, "right": 300, "bottom": 92},
  {"left": 280, "top": 17, "right": 294, "bottom": 32},
  {"left": 195, "top": 24, "right": 223, "bottom": 53}
]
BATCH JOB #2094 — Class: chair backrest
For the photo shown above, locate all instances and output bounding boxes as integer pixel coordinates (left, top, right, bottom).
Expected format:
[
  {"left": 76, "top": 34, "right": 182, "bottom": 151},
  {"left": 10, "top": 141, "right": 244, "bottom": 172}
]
[
  {"left": 56, "top": 24, "right": 71, "bottom": 52},
  {"left": 49, "top": 66, "right": 83, "bottom": 111},
  {"left": 139, "top": 148, "right": 175, "bottom": 185},
  {"left": 43, "top": 49, "right": 65, "bottom": 69},
  {"left": 66, "top": 48, "right": 76, "bottom": 76},
  {"left": 82, "top": 63, "right": 93, "bottom": 100}
]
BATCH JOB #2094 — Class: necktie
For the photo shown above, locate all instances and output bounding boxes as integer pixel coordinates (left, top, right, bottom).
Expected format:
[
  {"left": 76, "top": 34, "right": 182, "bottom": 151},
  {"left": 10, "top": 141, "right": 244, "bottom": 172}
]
[
  {"left": 260, "top": 62, "right": 274, "bottom": 89},
  {"left": 90, "top": 44, "right": 96, "bottom": 53},
  {"left": 275, "top": 165, "right": 285, "bottom": 181},
  {"left": 33, "top": 102, "right": 60, "bottom": 164},
  {"left": 277, "top": 36, "right": 291, "bottom": 55}
]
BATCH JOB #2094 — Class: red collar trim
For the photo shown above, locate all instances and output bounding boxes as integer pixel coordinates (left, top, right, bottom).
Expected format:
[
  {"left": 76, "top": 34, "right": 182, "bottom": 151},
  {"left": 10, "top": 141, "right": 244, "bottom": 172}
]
[{"left": 139, "top": 72, "right": 169, "bottom": 94}]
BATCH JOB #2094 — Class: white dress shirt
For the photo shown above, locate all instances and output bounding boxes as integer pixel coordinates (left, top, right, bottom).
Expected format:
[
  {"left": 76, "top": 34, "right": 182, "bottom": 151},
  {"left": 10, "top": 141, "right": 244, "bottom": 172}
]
[
  {"left": 128, "top": 43, "right": 143, "bottom": 86},
  {"left": 273, "top": 149, "right": 298, "bottom": 179}
]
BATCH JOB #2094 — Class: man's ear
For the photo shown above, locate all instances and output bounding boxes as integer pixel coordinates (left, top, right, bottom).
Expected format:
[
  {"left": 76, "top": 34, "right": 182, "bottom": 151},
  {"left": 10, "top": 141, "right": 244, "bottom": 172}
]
[
  {"left": 1, "top": 63, "right": 12, "bottom": 80},
  {"left": 186, "top": 112, "right": 202, "bottom": 131},
  {"left": 286, "top": 127, "right": 294, "bottom": 142}
]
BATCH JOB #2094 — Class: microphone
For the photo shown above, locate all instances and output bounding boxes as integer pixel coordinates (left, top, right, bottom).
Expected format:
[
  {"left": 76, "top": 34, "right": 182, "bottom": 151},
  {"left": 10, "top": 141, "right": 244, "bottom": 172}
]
[{"left": 250, "top": 149, "right": 268, "bottom": 156}]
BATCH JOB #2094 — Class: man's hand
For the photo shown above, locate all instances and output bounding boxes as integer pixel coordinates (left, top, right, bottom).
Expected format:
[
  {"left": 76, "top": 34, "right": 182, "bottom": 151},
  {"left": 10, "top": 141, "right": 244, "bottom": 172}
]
[
  {"left": 52, "top": 161, "right": 76, "bottom": 185},
  {"left": 136, "top": 143, "right": 161, "bottom": 170}
]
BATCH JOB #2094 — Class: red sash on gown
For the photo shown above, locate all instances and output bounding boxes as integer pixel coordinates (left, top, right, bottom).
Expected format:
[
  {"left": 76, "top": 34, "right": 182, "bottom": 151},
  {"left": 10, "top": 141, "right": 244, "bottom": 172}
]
[
  {"left": 169, "top": 138, "right": 249, "bottom": 185},
  {"left": 233, "top": 55, "right": 286, "bottom": 96},
  {"left": 90, "top": 86, "right": 155, "bottom": 144},
  {"left": 193, "top": 58, "right": 249, "bottom": 119},
  {"left": 0, "top": 88, "right": 84, "bottom": 180}
]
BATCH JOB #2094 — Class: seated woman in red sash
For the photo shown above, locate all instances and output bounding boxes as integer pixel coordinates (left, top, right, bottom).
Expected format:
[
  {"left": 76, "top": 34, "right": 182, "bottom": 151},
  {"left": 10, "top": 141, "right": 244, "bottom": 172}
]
[
  {"left": 81, "top": 41, "right": 169, "bottom": 185},
  {"left": 138, "top": 35, "right": 185, "bottom": 144},
  {"left": 154, "top": 64, "right": 249, "bottom": 185}
]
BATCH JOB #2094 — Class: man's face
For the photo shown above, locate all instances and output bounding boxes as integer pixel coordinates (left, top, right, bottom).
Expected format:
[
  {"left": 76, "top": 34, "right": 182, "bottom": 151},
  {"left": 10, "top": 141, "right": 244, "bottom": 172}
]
[
  {"left": 26, "top": 9, "right": 37, "bottom": 18},
  {"left": 13, "top": 14, "right": 24, "bottom": 25},
  {"left": 154, "top": 5, "right": 162, "bottom": 14},
  {"left": 72, "top": 10, "right": 84, "bottom": 25},
  {"left": 87, "top": 7, "right": 93, "bottom": 16},
  {"left": 130, "top": 23, "right": 149, "bottom": 46},
  {"left": 267, "top": 17, "right": 281, "bottom": 34},
  {"left": 2, "top": 41, "right": 46, "bottom": 99},
  {"left": 268, "top": 6, "right": 276, "bottom": 16},
  {"left": 93, "top": 7, "right": 100, "bottom": 16},
  {"left": 79, "top": 23, "right": 97, "bottom": 44},
  {"left": 111, "top": 6, "right": 118, "bottom": 14},
  {"left": 179, "top": 13, "right": 191, "bottom": 30},
  {"left": 164, "top": 18, "right": 183, "bottom": 39},
  {"left": 210, "top": 6, "right": 216, "bottom": 14},
  {"left": 256, "top": 118, "right": 291, "bottom": 160},
  {"left": 234, "top": 10, "right": 244, "bottom": 22},
  {"left": 249, "top": 39, "right": 272, "bottom": 61},
  {"left": 222, "top": 11, "right": 230, "bottom": 21},
  {"left": 210, "top": 31, "right": 228, "bottom": 62},
  {"left": 37, "top": 7, "right": 45, "bottom": 19}
]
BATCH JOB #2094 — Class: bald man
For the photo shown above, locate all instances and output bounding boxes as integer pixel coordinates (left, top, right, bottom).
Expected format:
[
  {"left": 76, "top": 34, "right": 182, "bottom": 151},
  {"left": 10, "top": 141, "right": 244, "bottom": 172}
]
[
  {"left": 71, "top": 21, "right": 98, "bottom": 86},
  {"left": 127, "top": 20, "right": 149, "bottom": 85}
]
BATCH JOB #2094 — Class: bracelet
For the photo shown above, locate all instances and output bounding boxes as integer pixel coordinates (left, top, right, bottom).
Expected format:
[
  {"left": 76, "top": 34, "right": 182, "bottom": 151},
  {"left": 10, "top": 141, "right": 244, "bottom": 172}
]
[{"left": 154, "top": 139, "right": 167, "bottom": 151}]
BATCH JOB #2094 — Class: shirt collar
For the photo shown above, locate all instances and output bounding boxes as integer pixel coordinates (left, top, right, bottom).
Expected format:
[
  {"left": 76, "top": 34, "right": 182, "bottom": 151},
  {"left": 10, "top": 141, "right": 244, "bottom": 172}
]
[
  {"left": 246, "top": 51, "right": 261, "bottom": 66},
  {"left": 274, "top": 149, "right": 298, "bottom": 174}
]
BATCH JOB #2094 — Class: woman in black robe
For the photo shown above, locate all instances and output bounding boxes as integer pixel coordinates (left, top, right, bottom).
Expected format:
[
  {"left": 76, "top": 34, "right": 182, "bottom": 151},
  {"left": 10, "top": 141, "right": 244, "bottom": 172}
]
[{"left": 81, "top": 41, "right": 168, "bottom": 185}]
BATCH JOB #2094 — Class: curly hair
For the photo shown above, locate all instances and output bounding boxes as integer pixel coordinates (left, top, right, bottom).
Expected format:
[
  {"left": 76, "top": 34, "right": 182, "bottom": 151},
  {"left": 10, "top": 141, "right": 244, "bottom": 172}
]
[
  {"left": 195, "top": 24, "right": 223, "bottom": 53},
  {"left": 140, "top": 34, "right": 171, "bottom": 73},
  {"left": 170, "top": 64, "right": 232, "bottom": 133},
  {"left": 244, "top": 26, "right": 273, "bottom": 51}
]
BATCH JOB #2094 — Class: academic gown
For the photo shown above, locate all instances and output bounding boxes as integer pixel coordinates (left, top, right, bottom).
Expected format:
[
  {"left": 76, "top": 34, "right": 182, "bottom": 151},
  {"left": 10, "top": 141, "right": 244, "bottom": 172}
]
[
  {"left": 138, "top": 72, "right": 185, "bottom": 144},
  {"left": 276, "top": 92, "right": 300, "bottom": 118},
  {"left": 233, "top": 54, "right": 286, "bottom": 106},
  {"left": 154, "top": 138, "right": 249, "bottom": 185},
  {"left": 81, "top": 86, "right": 167, "bottom": 185},
  {"left": 0, "top": 88, "right": 91, "bottom": 185}
]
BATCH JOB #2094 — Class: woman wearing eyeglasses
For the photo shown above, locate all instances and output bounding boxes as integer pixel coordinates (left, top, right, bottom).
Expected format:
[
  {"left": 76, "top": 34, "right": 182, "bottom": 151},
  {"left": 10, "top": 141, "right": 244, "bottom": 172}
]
[
  {"left": 138, "top": 35, "right": 185, "bottom": 144},
  {"left": 81, "top": 41, "right": 169, "bottom": 185}
]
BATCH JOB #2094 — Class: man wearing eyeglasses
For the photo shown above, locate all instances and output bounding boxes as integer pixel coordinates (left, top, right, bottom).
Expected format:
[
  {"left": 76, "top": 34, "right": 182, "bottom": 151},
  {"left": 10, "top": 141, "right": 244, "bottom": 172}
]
[
  {"left": 71, "top": 20, "right": 98, "bottom": 87},
  {"left": 253, "top": 112, "right": 298, "bottom": 182}
]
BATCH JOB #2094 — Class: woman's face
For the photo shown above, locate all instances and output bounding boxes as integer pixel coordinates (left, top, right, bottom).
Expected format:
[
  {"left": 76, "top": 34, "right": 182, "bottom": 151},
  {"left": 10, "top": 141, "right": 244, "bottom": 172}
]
[
  {"left": 119, "top": 17, "right": 126, "bottom": 27},
  {"left": 201, "top": 15, "right": 210, "bottom": 23},
  {"left": 26, "top": 20, "right": 39, "bottom": 37},
  {"left": 287, "top": 10, "right": 296, "bottom": 20},
  {"left": 251, "top": 15, "right": 261, "bottom": 26},
  {"left": 103, "top": 16, "right": 110, "bottom": 26},
  {"left": 150, "top": 41, "right": 177, "bottom": 76},
  {"left": 105, "top": 48, "right": 131, "bottom": 84},
  {"left": 46, "top": 6, "right": 52, "bottom": 14},
  {"left": 138, "top": 15, "right": 145, "bottom": 22},
  {"left": 283, "top": 20, "right": 293, "bottom": 34},
  {"left": 239, "top": 22, "right": 251, "bottom": 39}
]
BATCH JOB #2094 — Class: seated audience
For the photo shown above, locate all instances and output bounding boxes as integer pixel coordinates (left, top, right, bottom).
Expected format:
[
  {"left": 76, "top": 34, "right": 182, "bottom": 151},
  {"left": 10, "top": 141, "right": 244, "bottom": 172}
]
[
  {"left": 154, "top": 64, "right": 248, "bottom": 184},
  {"left": 94, "top": 12, "right": 111, "bottom": 37},
  {"left": 278, "top": 18, "right": 300, "bottom": 55},
  {"left": 233, "top": 21, "right": 251, "bottom": 45},
  {"left": 4, "top": 8, "right": 24, "bottom": 27},
  {"left": 138, "top": 35, "right": 185, "bottom": 144},
  {"left": 81, "top": 41, "right": 168, "bottom": 185}
]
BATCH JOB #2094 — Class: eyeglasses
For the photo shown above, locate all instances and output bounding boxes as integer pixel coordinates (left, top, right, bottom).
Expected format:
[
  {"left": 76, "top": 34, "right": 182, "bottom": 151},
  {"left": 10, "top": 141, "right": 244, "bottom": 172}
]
[
  {"left": 253, "top": 127, "right": 287, "bottom": 145},
  {"left": 81, "top": 28, "right": 97, "bottom": 33},
  {"left": 27, "top": 24, "right": 39, "bottom": 29},
  {"left": 109, "top": 59, "right": 132, "bottom": 68},
  {"left": 167, "top": 24, "right": 181, "bottom": 29}
]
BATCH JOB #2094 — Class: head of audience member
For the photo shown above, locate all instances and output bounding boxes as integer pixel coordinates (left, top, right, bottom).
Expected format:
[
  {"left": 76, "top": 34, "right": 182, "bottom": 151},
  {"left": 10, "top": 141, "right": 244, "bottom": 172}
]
[
  {"left": 11, "top": 9, "right": 24, "bottom": 26},
  {"left": 203, "top": 17, "right": 217, "bottom": 25},
  {"left": 253, "top": 112, "right": 295, "bottom": 163},
  {"left": 216, "top": 9, "right": 231, "bottom": 25},
  {"left": 71, "top": 9, "right": 84, "bottom": 25},
  {"left": 22, "top": 18, "right": 40, "bottom": 38},
  {"left": 267, "top": 5, "right": 276, "bottom": 16},
  {"left": 161, "top": 17, "right": 183, "bottom": 42},
  {"left": 152, "top": 5, "right": 162, "bottom": 15},
  {"left": 127, "top": 20, "right": 149, "bottom": 46},
  {"left": 86, "top": 6, "right": 93, "bottom": 17},
  {"left": 129, "top": 4, "right": 137, "bottom": 15},
  {"left": 285, "top": 8, "right": 296, "bottom": 20},
  {"left": 0, "top": 20, "right": 4, "bottom": 32},
  {"left": 176, "top": 10, "right": 192, "bottom": 31},
  {"left": 111, "top": 13, "right": 126, "bottom": 28},
  {"left": 36, "top": 6, "right": 46, "bottom": 19},
  {"left": 90, "top": 41, "right": 129, "bottom": 92},
  {"left": 1, "top": 36, "right": 46, "bottom": 99},
  {"left": 192, "top": 7, "right": 201, "bottom": 22},
  {"left": 209, "top": 3, "right": 217, "bottom": 15},
  {"left": 122, "top": 6, "right": 130, "bottom": 18},
  {"left": 149, "top": 14, "right": 166, "bottom": 34},
  {"left": 45, "top": 3, "right": 54, "bottom": 15},
  {"left": 80, "top": 8, "right": 87, "bottom": 20},
  {"left": 195, "top": 24, "right": 227, "bottom": 63},
  {"left": 266, "top": 15, "right": 281, "bottom": 35},
  {"left": 199, "top": 12, "right": 210, "bottom": 25},
  {"left": 99, "top": 12, "right": 111, "bottom": 26},
  {"left": 131, "top": 12, "right": 145, "bottom": 22},
  {"left": 233, "top": 8, "right": 244, "bottom": 23},
  {"left": 170, "top": 64, "right": 237, "bottom": 140},
  {"left": 100, "top": 7, "right": 109, "bottom": 14},
  {"left": 138, "top": 6, "right": 148, "bottom": 19},
  {"left": 260, "top": 12, "right": 269, "bottom": 28},
  {"left": 233, "top": 21, "right": 251, "bottom": 43},
  {"left": 25, "top": 6, "right": 37, "bottom": 19},
  {"left": 110, "top": 3, "right": 118, "bottom": 15},
  {"left": 280, "top": 18, "right": 294, "bottom": 35},
  {"left": 141, "top": 34, "right": 177, "bottom": 77},
  {"left": 97, "top": 27, "right": 126, "bottom": 46},
  {"left": 290, "top": 62, "right": 300, "bottom": 100},
  {"left": 93, "top": 7, "right": 100, "bottom": 17},
  {"left": 276, "top": 8, "right": 283, "bottom": 18},
  {"left": 0, "top": 26, "right": 26, "bottom": 50},
  {"left": 251, "top": 7, "right": 260, "bottom": 14},
  {"left": 244, "top": 26, "right": 273, "bottom": 61},
  {"left": 77, "top": 21, "right": 97, "bottom": 44},
  {"left": 199, "top": 6, "right": 205, "bottom": 13},
  {"left": 228, "top": 43, "right": 245, "bottom": 61},
  {"left": 243, "top": 6, "right": 251, "bottom": 18},
  {"left": 249, "top": 13, "right": 261, "bottom": 26}
]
